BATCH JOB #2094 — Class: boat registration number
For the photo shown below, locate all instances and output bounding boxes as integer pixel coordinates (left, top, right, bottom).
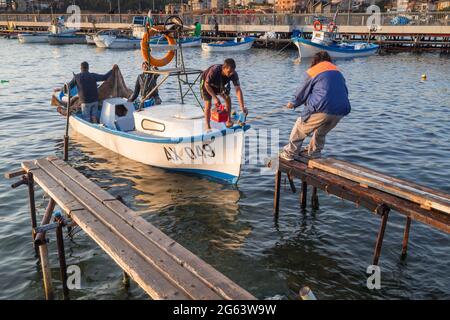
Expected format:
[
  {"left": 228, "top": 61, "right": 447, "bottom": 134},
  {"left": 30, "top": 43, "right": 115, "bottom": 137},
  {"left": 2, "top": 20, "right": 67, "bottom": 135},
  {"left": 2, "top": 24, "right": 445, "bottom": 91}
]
[{"left": 163, "top": 143, "right": 215, "bottom": 162}]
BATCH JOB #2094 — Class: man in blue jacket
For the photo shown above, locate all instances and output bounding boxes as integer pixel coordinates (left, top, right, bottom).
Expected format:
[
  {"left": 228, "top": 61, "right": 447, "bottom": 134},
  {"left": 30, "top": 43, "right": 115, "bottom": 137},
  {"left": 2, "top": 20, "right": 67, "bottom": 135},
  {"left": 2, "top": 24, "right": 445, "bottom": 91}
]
[
  {"left": 280, "top": 51, "right": 351, "bottom": 160},
  {"left": 66, "top": 61, "right": 117, "bottom": 123}
]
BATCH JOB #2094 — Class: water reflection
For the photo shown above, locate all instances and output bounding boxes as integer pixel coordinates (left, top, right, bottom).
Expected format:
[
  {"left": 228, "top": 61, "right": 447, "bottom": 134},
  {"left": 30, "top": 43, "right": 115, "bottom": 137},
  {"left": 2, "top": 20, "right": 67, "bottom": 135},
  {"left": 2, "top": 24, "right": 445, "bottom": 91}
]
[{"left": 69, "top": 131, "right": 252, "bottom": 251}]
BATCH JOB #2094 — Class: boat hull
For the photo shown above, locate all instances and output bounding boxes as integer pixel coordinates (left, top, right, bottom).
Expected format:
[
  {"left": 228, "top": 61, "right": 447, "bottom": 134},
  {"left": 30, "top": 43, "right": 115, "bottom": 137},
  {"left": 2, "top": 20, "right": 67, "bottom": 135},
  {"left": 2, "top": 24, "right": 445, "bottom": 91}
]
[
  {"left": 69, "top": 115, "right": 246, "bottom": 183},
  {"left": 150, "top": 37, "right": 201, "bottom": 48},
  {"left": 18, "top": 33, "right": 49, "bottom": 43},
  {"left": 48, "top": 34, "right": 86, "bottom": 45},
  {"left": 202, "top": 38, "right": 254, "bottom": 52},
  {"left": 293, "top": 38, "right": 379, "bottom": 58}
]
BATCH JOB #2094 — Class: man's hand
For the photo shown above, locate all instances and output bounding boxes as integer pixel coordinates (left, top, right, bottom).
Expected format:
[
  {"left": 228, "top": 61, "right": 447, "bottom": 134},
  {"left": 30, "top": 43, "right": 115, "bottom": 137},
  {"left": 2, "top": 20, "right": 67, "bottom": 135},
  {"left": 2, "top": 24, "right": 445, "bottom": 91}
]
[
  {"left": 214, "top": 97, "right": 221, "bottom": 107},
  {"left": 286, "top": 102, "right": 295, "bottom": 109}
]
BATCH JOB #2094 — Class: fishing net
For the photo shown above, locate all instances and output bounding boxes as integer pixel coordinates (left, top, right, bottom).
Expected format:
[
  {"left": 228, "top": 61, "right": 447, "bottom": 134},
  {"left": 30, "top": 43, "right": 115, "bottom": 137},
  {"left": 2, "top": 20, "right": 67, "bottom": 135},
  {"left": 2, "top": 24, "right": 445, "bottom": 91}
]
[{"left": 52, "top": 67, "right": 133, "bottom": 115}]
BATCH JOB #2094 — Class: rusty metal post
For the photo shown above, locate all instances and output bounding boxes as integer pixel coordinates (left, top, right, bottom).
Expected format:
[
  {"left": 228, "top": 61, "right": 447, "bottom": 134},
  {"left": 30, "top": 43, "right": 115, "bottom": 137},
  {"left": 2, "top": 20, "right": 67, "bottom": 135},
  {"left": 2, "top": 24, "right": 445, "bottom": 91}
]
[
  {"left": 401, "top": 217, "right": 412, "bottom": 260},
  {"left": 311, "top": 187, "right": 319, "bottom": 210},
  {"left": 122, "top": 271, "right": 130, "bottom": 289},
  {"left": 56, "top": 222, "right": 69, "bottom": 299},
  {"left": 26, "top": 172, "right": 38, "bottom": 256},
  {"left": 274, "top": 170, "right": 281, "bottom": 216},
  {"left": 63, "top": 83, "right": 71, "bottom": 162},
  {"left": 373, "top": 205, "right": 390, "bottom": 266},
  {"left": 39, "top": 244, "right": 54, "bottom": 300},
  {"left": 300, "top": 181, "right": 308, "bottom": 210}
]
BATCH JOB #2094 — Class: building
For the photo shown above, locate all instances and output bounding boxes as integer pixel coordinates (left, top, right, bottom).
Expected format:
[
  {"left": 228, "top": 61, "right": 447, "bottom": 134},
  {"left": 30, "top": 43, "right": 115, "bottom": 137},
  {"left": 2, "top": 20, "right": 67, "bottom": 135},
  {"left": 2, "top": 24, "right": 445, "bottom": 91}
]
[
  {"left": 275, "top": 0, "right": 307, "bottom": 12},
  {"left": 437, "top": 0, "right": 450, "bottom": 10}
]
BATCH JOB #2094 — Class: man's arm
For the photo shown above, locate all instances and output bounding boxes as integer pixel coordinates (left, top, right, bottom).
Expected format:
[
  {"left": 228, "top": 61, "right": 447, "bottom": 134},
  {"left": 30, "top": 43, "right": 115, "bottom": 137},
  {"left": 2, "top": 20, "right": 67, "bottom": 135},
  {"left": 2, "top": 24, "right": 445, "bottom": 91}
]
[
  {"left": 235, "top": 86, "right": 247, "bottom": 114},
  {"left": 63, "top": 76, "right": 76, "bottom": 93},
  {"left": 93, "top": 64, "right": 118, "bottom": 82},
  {"left": 128, "top": 77, "right": 140, "bottom": 102},
  {"left": 205, "top": 81, "right": 220, "bottom": 104},
  {"left": 288, "top": 77, "right": 313, "bottom": 109}
]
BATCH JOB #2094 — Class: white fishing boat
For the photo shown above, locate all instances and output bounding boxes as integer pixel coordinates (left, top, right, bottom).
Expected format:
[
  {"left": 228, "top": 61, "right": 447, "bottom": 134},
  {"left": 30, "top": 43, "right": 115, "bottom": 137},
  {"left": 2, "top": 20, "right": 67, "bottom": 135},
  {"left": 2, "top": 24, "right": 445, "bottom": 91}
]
[
  {"left": 68, "top": 100, "right": 248, "bottom": 183},
  {"left": 100, "top": 35, "right": 141, "bottom": 49},
  {"left": 202, "top": 36, "right": 255, "bottom": 52},
  {"left": 292, "top": 30, "right": 379, "bottom": 59},
  {"left": 93, "top": 29, "right": 140, "bottom": 49},
  {"left": 54, "top": 18, "right": 249, "bottom": 184},
  {"left": 131, "top": 15, "right": 147, "bottom": 39},
  {"left": 47, "top": 17, "right": 86, "bottom": 45},
  {"left": 85, "top": 34, "right": 96, "bottom": 45},
  {"left": 18, "top": 32, "right": 49, "bottom": 43},
  {"left": 150, "top": 36, "right": 201, "bottom": 48}
]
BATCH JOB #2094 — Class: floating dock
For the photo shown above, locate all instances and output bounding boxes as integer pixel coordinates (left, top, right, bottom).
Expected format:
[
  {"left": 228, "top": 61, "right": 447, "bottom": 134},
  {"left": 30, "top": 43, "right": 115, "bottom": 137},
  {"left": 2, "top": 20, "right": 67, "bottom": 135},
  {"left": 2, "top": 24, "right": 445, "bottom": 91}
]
[
  {"left": 6, "top": 156, "right": 255, "bottom": 300},
  {"left": 271, "top": 157, "right": 450, "bottom": 265}
]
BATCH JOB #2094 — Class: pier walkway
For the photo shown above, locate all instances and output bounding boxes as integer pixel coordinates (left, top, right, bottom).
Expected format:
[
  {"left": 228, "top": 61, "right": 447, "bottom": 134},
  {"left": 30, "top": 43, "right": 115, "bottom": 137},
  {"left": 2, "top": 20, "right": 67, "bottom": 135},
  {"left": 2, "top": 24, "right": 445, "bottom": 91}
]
[
  {"left": 1, "top": 12, "right": 450, "bottom": 36},
  {"left": 271, "top": 157, "right": 450, "bottom": 265},
  {"left": 6, "top": 156, "right": 255, "bottom": 300}
]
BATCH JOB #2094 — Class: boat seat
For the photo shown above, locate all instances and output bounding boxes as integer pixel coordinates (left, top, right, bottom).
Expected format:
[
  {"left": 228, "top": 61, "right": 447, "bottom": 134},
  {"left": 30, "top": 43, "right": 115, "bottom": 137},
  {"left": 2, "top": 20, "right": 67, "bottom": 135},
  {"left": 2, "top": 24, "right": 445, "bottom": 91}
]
[{"left": 115, "top": 117, "right": 135, "bottom": 132}]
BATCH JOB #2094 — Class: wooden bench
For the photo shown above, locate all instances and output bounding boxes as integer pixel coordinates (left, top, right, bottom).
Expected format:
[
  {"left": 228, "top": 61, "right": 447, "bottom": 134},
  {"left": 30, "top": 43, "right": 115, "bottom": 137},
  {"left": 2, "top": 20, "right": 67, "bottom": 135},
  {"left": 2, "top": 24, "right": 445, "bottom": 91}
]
[{"left": 20, "top": 156, "right": 255, "bottom": 300}]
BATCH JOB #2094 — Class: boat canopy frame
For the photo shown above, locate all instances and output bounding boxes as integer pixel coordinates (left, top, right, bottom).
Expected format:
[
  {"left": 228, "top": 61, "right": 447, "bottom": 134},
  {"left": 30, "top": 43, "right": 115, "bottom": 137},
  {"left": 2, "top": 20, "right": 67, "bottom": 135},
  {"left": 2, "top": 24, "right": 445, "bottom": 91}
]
[{"left": 140, "top": 16, "right": 203, "bottom": 111}]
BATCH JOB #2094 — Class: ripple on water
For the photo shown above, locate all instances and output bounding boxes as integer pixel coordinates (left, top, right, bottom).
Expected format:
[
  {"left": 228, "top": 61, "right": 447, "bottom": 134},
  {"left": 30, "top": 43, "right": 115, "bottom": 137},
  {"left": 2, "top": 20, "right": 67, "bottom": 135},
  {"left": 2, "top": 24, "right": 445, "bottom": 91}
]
[{"left": 0, "top": 40, "right": 449, "bottom": 299}]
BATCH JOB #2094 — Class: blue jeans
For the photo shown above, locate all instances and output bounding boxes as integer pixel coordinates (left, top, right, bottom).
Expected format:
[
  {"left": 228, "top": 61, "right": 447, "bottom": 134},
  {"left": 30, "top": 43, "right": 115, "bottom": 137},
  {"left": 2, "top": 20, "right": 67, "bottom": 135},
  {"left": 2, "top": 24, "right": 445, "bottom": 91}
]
[{"left": 81, "top": 102, "right": 99, "bottom": 122}]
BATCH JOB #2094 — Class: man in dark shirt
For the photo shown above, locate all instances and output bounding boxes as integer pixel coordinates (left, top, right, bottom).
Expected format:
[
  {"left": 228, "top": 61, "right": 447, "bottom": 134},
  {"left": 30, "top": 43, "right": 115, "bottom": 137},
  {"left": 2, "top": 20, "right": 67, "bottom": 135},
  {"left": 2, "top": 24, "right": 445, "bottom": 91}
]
[
  {"left": 200, "top": 58, "right": 247, "bottom": 129},
  {"left": 67, "top": 61, "right": 116, "bottom": 123},
  {"left": 128, "top": 61, "right": 161, "bottom": 106}
]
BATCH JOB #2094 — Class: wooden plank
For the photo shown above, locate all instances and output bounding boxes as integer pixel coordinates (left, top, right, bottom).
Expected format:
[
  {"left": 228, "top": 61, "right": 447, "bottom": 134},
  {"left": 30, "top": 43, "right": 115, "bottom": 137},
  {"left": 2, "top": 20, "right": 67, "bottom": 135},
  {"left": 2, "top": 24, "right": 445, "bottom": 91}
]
[
  {"left": 36, "top": 159, "right": 223, "bottom": 300},
  {"left": 331, "top": 159, "right": 450, "bottom": 203},
  {"left": 49, "top": 157, "right": 256, "bottom": 300},
  {"left": 47, "top": 157, "right": 116, "bottom": 202},
  {"left": 70, "top": 209, "right": 189, "bottom": 300},
  {"left": 103, "top": 200, "right": 256, "bottom": 300},
  {"left": 308, "top": 158, "right": 450, "bottom": 215},
  {"left": 279, "top": 159, "right": 450, "bottom": 234},
  {"left": 21, "top": 164, "right": 84, "bottom": 213},
  {"left": 4, "top": 169, "right": 25, "bottom": 179}
]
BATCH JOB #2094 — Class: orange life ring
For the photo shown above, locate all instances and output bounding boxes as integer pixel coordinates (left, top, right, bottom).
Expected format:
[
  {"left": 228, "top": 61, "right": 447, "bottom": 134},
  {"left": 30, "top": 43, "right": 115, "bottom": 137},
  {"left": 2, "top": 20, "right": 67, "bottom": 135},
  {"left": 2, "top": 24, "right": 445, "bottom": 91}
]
[
  {"left": 141, "top": 25, "right": 176, "bottom": 68},
  {"left": 328, "top": 22, "right": 337, "bottom": 32},
  {"left": 313, "top": 20, "right": 322, "bottom": 31}
]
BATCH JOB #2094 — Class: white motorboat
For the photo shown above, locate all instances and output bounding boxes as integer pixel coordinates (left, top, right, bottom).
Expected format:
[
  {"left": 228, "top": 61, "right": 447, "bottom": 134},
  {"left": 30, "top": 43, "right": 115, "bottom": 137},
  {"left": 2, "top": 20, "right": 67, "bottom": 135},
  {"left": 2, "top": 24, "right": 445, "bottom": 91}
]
[
  {"left": 18, "top": 32, "right": 49, "bottom": 43},
  {"left": 202, "top": 37, "right": 255, "bottom": 52},
  {"left": 47, "top": 16, "right": 86, "bottom": 45},
  {"left": 53, "top": 19, "right": 250, "bottom": 183}
]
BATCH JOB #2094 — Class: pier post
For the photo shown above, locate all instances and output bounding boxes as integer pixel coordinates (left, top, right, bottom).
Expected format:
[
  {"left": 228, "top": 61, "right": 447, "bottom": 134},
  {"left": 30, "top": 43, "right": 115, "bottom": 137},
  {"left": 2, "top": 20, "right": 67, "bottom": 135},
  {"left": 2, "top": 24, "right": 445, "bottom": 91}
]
[
  {"left": 56, "top": 222, "right": 69, "bottom": 299},
  {"left": 39, "top": 243, "right": 54, "bottom": 300},
  {"left": 122, "top": 271, "right": 130, "bottom": 289},
  {"left": 401, "top": 217, "right": 412, "bottom": 260},
  {"left": 274, "top": 170, "right": 281, "bottom": 216},
  {"left": 372, "top": 204, "right": 390, "bottom": 266},
  {"left": 300, "top": 181, "right": 308, "bottom": 210},
  {"left": 311, "top": 187, "right": 319, "bottom": 210},
  {"left": 26, "top": 172, "right": 39, "bottom": 256},
  {"left": 63, "top": 83, "right": 71, "bottom": 162}
]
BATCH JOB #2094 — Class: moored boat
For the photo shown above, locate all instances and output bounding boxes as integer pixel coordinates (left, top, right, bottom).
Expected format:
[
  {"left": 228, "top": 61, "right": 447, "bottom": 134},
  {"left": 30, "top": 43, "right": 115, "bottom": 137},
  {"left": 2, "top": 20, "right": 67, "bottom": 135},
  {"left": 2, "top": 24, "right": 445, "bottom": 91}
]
[
  {"left": 150, "top": 36, "right": 201, "bottom": 48},
  {"left": 47, "top": 16, "right": 86, "bottom": 45},
  {"left": 201, "top": 36, "right": 255, "bottom": 52},
  {"left": 18, "top": 32, "right": 49, "bottom": 43},
  {"left": 54, "top": 18, "right": 250, "bottom": 184},
  {"left": 85, "top": 34, "right": 96, "bottom": 45},
  {"left": 292, "top": 31, "right": 379, "bottom": 59}
]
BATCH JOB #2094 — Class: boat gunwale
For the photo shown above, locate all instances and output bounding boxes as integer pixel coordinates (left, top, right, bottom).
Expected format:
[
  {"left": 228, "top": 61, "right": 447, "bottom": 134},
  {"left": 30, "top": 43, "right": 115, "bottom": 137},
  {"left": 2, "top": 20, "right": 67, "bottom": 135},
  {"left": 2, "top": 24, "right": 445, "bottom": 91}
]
[{"left": 71, "top": 114, "right": 251, "bottom": 144}]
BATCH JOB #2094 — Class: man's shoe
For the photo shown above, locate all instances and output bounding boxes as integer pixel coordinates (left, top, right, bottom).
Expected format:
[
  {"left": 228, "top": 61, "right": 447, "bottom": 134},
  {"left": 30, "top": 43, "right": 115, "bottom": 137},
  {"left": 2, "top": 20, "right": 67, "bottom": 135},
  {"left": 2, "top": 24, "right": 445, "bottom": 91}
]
[{"left": 279, "top": 151, "right": 294, "bottom": 161}]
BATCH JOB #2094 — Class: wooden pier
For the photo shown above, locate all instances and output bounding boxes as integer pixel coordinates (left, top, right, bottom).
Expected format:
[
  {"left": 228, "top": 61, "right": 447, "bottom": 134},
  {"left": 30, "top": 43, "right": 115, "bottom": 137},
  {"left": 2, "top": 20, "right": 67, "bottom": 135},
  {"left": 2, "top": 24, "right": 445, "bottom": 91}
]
[
  {"left": 271, "top": 157, "right": 450, "bottom": 265},
  {"left": 6, "top": 156, "right": 255, "bottom": 300}
]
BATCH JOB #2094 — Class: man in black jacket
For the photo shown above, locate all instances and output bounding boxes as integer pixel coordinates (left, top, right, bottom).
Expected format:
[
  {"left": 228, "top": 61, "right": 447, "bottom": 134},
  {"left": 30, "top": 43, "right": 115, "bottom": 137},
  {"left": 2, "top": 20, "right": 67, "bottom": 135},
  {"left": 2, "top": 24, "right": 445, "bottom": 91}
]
[
  {"left": 67, "top": 61, "right": 116, "bottom": 123},
  {"left": 128, "top": 61, "right": 161, "bottom": 106}
]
